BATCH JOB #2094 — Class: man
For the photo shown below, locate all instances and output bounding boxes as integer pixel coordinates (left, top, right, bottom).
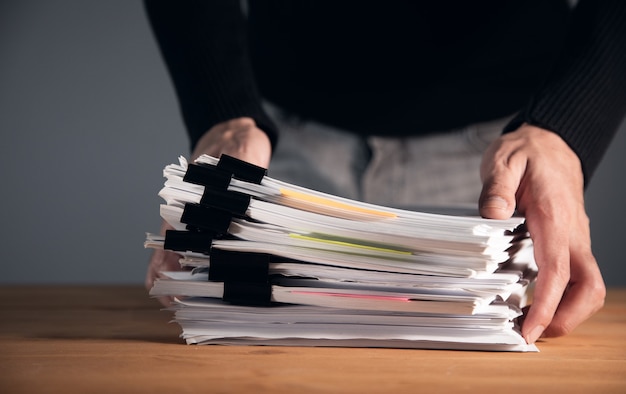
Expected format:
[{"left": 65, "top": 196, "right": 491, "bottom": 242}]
[{"left": 144, "top": 0, "right": 626, "bottom": 345}]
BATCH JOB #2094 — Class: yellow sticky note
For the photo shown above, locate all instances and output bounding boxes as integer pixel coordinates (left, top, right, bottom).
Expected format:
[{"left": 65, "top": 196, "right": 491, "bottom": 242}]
[
  {"left": 280, "top": 189, "right": 397, "bottom": 218},
  {"left": 289, "top": 233, "right": 411, "bottom": 255}
]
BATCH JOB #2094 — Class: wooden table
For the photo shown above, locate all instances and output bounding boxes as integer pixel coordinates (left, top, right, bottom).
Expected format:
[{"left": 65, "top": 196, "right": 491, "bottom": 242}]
[{"left": 0, "top": 286, "right": 624, "bottom": 393}]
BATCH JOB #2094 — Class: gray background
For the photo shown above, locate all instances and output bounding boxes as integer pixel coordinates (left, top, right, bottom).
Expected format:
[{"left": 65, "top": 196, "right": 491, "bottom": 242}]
[{"left": 1, "top": 1, "right": 625, "bottom": 286}]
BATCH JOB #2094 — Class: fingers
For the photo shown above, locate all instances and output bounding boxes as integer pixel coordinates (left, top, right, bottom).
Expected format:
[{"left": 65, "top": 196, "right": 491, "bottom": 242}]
[
  {"left": 145, "top": 248, "right": 183, "bottom": 307},
  {"left": 521, "top": 203, "right": 571, "bottom": 343},
  {"left": 146, "top": 221, "right": 185, "bottom": 307},
  {"left": 541, "top": 223, "right": 605, "bottom": 337},
  {"left": 521, "top": 196, "right": 605, "bottom": 342},
  {"left": 479, "top": 175, "right": 517, "bottom": 219},
  {"left": 478, "top": 142, "right": 526, "bottom": 220},
  {"left": 542, "top": 275, "right": 605, "bottom": 338},
  {"left": 145, "top": 249, "right": 181, "bottom": 290}
]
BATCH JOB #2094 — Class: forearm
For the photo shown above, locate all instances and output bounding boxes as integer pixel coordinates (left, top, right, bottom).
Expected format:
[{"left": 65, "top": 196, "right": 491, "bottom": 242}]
[{"left": 144, "top": 0, "right": 278, "bottom": 151}]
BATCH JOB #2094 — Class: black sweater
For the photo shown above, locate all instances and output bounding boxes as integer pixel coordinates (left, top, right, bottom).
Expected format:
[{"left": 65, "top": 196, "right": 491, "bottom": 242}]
[{"left": 145, "top": 0, "right": 626, "bottom": 183}]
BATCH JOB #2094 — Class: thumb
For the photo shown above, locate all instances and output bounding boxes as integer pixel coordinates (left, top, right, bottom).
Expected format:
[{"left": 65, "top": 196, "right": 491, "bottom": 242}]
[{"left": 479, "top": 155, "right": 524, "bottom": 220}]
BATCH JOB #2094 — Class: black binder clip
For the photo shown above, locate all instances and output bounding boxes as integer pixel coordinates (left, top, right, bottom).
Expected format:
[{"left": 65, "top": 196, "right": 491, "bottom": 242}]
[
  {"left": 180, "top": 203, "right": 233, "bottom": 234},
  {"left": 209, "top": 249, "right": 273, "bottom": 306},
  {"left": 223, "top": 281, "right": 272, "bottom": 306},
  {"left": 163, "top": 230, "right": 214, "bottom": 254},
  {"left": 200, "top": 188, "right": 251, "bottom": 217},
  {"left": 208, "top": 249, "right": 270, "bottom": 283},
  {"left": 217, "top": 154, "right": 267, "bottom": 184},
  {"left": 183, "top": 163, "right": 232, "bottom": 190}
]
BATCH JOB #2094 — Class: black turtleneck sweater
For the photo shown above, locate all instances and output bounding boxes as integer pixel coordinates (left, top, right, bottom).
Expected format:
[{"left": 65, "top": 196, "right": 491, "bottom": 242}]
[{"left": 145, "top": 0, "right": 626, "bottom": 183}]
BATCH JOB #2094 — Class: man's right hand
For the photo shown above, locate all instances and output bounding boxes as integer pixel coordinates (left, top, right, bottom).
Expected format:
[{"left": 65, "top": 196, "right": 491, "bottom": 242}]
[{"left": 145, "top": 117, "right": 272, "bottom": 305}]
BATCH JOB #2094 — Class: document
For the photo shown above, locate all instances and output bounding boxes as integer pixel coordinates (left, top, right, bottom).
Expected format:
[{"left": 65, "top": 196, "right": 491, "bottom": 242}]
[{"left": 145, "top": 155, "right": 538, "bottom": 352}]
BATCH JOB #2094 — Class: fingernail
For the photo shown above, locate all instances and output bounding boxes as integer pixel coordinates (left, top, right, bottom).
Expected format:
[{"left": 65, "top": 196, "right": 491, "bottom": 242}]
[
  {"left": 525, "top": 325, "right": 545, "bottom": 344},
  {"left": 482, "top": 196, "right": 508, "bottom": 211}
]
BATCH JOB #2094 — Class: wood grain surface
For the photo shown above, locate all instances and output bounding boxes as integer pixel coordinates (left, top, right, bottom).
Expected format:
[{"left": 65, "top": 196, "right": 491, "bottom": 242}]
[{"left": 1, "top": 285, "right": 624, "bottom": 393}]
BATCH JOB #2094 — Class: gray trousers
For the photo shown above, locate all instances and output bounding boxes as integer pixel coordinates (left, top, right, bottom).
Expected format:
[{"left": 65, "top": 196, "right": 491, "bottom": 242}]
[{"left": 265, "top": 103, "right": 510, "bottom": 209}]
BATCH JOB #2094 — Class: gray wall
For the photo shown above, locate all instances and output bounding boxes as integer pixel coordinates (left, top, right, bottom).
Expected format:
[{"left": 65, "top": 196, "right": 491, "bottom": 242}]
[{"left": 1, "top": 1, "right": 625, "bottom": 286}]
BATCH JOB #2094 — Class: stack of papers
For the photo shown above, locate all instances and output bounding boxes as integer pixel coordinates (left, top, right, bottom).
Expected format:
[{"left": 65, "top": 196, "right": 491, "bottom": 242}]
[{"left": 145, "top": 155, "right": 538, "bottom": 351}]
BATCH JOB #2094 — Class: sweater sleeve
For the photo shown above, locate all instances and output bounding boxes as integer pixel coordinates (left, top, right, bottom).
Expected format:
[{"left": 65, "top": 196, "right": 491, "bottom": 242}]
[
  {"left": 503, "top": 0, "right": 626, "bottom": 184},
  {"left": 144, "top": 0, "right": 278, "bottom": 152}
]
